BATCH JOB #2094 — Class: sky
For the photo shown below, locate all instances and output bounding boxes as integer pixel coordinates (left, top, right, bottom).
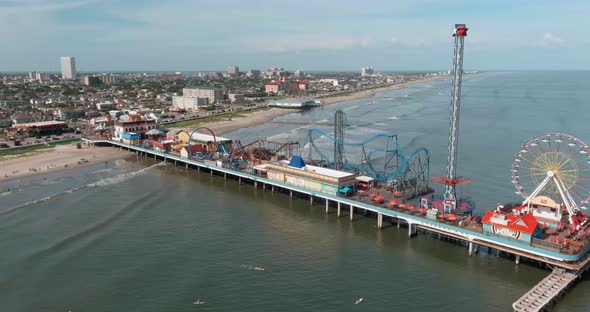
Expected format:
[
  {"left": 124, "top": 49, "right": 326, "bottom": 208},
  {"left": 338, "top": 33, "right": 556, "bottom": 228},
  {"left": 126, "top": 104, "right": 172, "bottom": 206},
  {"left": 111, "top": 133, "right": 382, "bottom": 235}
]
[{"left": 1, "top": 0, "right": 589, "bottom": 72}]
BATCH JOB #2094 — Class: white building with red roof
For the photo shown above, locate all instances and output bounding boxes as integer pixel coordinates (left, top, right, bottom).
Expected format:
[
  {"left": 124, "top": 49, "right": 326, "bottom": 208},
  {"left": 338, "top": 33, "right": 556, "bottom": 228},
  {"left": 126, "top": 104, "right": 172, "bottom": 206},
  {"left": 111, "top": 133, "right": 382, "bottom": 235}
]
[{"left": 481, "top": 211, "right": 542, "bottom": 244}]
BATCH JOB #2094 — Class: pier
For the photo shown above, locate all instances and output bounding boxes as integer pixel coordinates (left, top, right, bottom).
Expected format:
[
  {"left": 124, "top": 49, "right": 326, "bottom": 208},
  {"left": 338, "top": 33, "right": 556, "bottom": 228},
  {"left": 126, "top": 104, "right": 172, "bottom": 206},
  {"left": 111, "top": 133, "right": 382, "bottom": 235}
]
[
  {"left": 512, "top": 269, "right": 579, "bottom": 312},
  {"left": 84, "top": 138, "right": 590, "bottom": 310}
]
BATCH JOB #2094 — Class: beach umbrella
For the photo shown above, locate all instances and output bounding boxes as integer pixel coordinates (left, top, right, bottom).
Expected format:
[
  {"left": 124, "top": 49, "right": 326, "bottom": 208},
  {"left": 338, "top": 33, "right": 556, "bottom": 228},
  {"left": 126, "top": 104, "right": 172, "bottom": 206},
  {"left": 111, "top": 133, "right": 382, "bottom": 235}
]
[{"left": 389, "top": 199, "right": 397, "bottom": 206}]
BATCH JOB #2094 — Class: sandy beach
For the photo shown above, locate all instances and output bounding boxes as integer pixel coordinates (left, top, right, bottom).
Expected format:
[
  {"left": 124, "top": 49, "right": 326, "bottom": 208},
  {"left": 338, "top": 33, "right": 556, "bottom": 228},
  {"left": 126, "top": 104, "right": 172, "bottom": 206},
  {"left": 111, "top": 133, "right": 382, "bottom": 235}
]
[
  {"left": 0, "top": 144, "right": 132, "bottom": 182},
  {"left": 182, "top": 75, "right": 447, "bottom": 136},
  {"left": 0, "top": 75, "right": 445, "bottom": 182}
]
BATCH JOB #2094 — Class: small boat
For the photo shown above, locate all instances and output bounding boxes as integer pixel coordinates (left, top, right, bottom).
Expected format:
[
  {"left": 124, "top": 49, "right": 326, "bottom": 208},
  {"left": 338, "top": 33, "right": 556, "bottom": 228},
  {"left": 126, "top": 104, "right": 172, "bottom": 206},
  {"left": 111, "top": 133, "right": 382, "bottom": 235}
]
[
  {"left": 355, "top": 298, "right": 364, "bottom": 305},
  {"left": 254, "top": 266, "right": 265, "bottom": 271},
  {"left": 193, "top": 299, "right": 206, "bottom": 305}
]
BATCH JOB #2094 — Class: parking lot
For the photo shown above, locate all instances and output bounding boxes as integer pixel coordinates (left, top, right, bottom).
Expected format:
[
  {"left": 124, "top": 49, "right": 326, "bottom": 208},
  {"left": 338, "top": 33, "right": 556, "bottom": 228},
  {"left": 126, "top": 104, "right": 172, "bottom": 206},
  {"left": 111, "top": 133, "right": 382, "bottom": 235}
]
[{"left": 0, "top": 134, "right": 81, "bottom": 149}]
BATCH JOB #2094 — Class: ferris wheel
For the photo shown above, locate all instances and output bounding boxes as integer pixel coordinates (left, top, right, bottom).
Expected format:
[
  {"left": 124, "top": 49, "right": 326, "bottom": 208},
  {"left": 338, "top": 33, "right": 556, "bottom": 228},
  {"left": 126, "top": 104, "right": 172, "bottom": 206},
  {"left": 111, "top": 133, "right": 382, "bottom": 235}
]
[{"left": 512, "top": 133, "right": 590, "bottom": 215}]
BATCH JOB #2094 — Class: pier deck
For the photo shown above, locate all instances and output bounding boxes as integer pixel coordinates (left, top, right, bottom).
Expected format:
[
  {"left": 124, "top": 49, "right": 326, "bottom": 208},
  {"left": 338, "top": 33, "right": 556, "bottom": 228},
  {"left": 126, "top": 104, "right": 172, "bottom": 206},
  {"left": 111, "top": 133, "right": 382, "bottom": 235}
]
[
  {"left": 512, "top": 269, "right": 578, "bottom": 312},
  {"left": 84, "top": 138, "right": 590, "bottom": 267}
]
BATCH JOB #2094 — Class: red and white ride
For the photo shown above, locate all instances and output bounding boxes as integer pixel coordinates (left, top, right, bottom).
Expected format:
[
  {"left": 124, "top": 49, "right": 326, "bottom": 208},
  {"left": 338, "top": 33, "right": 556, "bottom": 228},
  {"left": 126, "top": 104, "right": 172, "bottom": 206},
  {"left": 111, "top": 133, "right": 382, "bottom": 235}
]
[{"left": 512, "top": 133, "right": 590, "bottom": 228}]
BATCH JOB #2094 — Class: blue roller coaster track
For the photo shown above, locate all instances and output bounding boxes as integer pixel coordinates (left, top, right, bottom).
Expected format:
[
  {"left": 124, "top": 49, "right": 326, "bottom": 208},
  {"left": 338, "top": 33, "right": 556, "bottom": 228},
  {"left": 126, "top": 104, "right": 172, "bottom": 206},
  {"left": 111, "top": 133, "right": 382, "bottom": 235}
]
[{"left": 303, "top": 128, "right": 430, "bottom": 182}]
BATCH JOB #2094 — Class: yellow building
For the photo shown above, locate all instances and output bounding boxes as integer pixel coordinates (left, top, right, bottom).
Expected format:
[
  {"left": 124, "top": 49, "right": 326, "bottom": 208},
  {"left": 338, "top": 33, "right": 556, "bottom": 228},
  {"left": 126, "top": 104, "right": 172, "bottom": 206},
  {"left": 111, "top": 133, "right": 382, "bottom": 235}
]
[{"left": 175, "top": 131, "right": 232, "bottom": 153}]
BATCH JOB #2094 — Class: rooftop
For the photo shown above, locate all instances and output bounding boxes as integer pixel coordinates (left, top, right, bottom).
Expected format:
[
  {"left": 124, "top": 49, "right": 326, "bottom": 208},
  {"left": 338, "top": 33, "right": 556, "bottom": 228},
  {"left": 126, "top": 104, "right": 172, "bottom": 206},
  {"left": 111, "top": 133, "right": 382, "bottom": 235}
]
[
  {"left": 187, "top": 132, "right": 231, "bottom": 143},
  {"left": 13, "top": 120, "right": 67, "bottom": 128},
  {"left": 481, "top": 211, "right": 539, "bottom": 234},
  {"left": 274, "top": 159, "right": 355, "bottom": 179}
]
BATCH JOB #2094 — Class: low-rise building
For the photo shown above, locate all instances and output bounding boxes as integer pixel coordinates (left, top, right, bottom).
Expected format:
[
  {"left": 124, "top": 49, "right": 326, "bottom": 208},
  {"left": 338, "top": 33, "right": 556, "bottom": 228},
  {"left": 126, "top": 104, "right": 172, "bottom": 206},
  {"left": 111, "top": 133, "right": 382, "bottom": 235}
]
[
  {"left": 481, "top": 211, "right": 541, "bottom": 245},
  {"left": 96, "top": 101, "right": 116, "bottom": 111},
  {"left": 12, "top": 120, "right": 68, "bottom": 136},
  {"left": 113, "top": 116, "right": 158, "bottom": 140},
  {"left": 176, "top": 131, "right": 232, "bottom": 154},
  {"left": 1, "top": 101, "right": 29, "bottom": 107},
  {"left": 264, "top": 156, "right": 357, "bottom": 196},
  {"left": 82, "top": 76, "right": 102, "bottom": 86},
  {"left": 172, "top": 96, "right": 208, "bottom": 111},
  {"left": 228, "top": 66, "right": 240, "bottom": 76},
  {"left": 98, "top": 74, "right": 118, "bottom": 85},
  {"left": 245, "top": 70, "right": 260, "bottom": 78},
  {"left": 11, "top": 114, "right": 36, "bottom": 124},
  {"left": 182, "top": 87, "right": 224, "bottom": 104},
  {"left": 265, "top": 81, "right": 283, "bottom": 94},
  {"left": 228, "top": 93, "right": 245, "bottom": 103},
  {"left": 54, "top": 109, "right": 86, "bottom": 120}
]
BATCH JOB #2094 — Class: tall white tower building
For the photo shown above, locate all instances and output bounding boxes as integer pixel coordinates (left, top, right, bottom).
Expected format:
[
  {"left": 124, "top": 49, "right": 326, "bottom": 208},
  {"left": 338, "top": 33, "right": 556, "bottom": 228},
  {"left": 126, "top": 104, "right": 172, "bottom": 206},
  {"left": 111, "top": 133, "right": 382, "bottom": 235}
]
[{"left": 60, "top": 56, "right": 77, "bottom": 80}]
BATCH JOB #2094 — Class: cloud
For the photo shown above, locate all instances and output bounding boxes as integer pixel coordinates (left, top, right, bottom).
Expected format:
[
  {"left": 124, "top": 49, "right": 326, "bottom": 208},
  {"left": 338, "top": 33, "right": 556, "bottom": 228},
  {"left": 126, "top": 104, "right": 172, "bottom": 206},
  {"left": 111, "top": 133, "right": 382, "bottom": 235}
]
[
  {"left": 243, "top": 34, "right": 377, "bottom": 53},
  {"left": 542, "top": 33, "right": 563, "bottom": 46},
  {"left": 0, "top": 0, "right": 96, "bottom": 16}
]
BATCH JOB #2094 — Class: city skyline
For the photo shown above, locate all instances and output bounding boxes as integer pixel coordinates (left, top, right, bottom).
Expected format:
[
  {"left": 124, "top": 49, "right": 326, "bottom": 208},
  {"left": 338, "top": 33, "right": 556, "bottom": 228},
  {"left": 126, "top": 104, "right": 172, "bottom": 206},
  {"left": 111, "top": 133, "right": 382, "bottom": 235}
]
[{"left": 1, "top": 0, "right": 589, "bottom": 71}]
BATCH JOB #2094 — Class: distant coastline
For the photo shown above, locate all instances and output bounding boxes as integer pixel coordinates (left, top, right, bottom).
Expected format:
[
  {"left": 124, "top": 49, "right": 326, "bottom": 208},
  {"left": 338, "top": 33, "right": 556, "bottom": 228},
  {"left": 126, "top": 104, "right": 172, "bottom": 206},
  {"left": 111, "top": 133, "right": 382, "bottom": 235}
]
[{"left": 187, "top": 75, "right": 449, "bottom": 135}]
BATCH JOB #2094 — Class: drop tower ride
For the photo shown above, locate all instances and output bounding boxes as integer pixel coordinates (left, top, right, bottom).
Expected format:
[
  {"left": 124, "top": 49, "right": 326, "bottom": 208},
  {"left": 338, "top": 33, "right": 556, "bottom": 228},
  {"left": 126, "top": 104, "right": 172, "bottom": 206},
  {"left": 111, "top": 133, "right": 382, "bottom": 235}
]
[{"left": 442, "top": 24, "right": 469, "bottom": 213}]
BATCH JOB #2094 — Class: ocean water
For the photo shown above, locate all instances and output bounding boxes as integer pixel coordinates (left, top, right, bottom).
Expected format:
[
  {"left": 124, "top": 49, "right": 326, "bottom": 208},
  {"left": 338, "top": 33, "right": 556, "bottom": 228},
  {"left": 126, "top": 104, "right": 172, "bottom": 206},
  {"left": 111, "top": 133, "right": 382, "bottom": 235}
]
[{"left": 1, "top": 71, "right": 590, "bottom": 311}]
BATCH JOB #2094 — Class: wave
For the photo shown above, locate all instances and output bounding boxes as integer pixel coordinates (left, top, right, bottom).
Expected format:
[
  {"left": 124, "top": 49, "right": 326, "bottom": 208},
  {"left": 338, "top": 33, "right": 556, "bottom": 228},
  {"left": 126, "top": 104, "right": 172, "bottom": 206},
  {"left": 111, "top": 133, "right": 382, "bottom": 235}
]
[
  {"left": 388, "top": 116, "right": 401, "bottom": 120},
  {"left": 0, "top": 162, "right": 166, "bottom": 217},
  {"left": 343, "top": 105, "right": 358, "bottom": 111},
  {"left": 0, "top": 190, "right": 12, "bottom": 197},
  {"left": 43, "top": 192, "right": 158, "bottom": 254},
  {"left": 86, "top": 162, "right": 167, "bottom": 187},
  {"left": 93, "top": 167, "right": 114, "bottom": 174}
]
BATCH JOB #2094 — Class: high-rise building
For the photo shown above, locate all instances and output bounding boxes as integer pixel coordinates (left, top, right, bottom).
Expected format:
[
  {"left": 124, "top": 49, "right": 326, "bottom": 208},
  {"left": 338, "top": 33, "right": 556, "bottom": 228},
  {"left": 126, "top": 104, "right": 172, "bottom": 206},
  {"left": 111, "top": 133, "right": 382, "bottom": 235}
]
[
  {"left": 228, "top": 66, "right": 240, "bottom": 76},
  {"left": 361, "top": 67, "right": 375, "bottom": 77},
  {"left": 60, "top": 56, "right": 77, "bottom": 80}
]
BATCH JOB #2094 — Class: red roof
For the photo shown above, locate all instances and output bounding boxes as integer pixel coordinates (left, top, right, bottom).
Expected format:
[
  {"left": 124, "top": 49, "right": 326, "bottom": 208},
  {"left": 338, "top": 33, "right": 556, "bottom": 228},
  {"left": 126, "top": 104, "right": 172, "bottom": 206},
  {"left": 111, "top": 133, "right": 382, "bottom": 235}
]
[
  {"left": 481, "top": 211, "right": 539, "bottom": 234},
  {"left": 265, "top": 81, "right": 282, "bottom": 86}
]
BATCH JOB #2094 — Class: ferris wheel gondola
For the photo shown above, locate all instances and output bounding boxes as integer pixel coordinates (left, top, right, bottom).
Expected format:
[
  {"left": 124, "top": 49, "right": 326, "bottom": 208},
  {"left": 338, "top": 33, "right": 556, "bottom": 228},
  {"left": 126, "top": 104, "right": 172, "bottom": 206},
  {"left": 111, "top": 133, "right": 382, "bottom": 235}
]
[{"left": 512, "top": 133, "right": 590, "bottom": 225}]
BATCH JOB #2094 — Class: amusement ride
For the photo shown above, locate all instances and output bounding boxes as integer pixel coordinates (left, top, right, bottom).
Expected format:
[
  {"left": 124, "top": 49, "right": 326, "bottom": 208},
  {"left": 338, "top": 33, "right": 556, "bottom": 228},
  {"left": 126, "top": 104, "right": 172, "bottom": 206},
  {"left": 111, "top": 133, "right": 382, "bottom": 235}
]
[
  {"left": 430, "top": 24, "right": 474, "bottom": 213},
  {"left": 512, "top": 133, "right": 590, "bottom": 227}
]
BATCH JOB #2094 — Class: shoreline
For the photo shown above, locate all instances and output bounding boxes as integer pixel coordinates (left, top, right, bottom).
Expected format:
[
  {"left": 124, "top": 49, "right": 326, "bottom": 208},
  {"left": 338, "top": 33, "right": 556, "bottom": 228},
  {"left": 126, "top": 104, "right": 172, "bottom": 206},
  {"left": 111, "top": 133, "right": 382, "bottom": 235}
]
[
  {"left": 0, "top": 75, "right": 446, "bottom": 183},
  {"left": 0, "top": 144, "right": 133, "bottom": 183},
  {"left": 180, "top": 75, "right": 448, "bottom": 136}
]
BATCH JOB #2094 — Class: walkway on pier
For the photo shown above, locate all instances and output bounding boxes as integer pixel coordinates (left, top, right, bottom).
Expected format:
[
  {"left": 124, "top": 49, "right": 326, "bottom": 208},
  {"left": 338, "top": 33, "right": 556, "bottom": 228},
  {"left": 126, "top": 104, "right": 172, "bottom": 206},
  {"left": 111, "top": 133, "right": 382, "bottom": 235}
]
[{"left": 512, "top": 269, "right": 578, "bottom": 312}]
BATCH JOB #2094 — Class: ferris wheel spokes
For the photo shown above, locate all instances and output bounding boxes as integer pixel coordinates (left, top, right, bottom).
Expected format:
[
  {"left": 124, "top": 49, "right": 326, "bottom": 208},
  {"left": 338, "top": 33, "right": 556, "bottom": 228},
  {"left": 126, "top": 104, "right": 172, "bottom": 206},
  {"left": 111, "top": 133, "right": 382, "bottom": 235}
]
[{"left": 512, "top": 133, "right": 590, "bottom": 225}]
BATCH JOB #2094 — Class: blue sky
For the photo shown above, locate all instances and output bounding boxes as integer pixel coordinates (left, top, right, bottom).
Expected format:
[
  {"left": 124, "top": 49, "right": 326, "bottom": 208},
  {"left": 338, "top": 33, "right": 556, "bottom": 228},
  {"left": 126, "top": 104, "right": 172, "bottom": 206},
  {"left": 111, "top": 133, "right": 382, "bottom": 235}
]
[{"left": 1, "top": 0, "right": 589, "bottom": 71}]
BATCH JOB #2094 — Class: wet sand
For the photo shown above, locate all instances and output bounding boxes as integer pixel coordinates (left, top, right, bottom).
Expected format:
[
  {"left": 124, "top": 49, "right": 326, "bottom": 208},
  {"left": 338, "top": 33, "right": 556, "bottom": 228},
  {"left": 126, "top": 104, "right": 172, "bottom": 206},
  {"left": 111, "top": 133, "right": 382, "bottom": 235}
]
[{"left": 0, "top": 144, "right": 132, "bottom": 182}]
